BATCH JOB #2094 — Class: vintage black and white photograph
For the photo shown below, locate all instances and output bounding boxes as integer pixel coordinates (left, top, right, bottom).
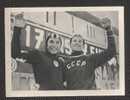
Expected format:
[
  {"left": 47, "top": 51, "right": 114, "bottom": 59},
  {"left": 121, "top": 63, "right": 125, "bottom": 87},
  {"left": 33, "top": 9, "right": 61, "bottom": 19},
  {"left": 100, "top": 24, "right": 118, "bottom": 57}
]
[{"left": 5, "top": 7, "right": 124, "bottom": 97}]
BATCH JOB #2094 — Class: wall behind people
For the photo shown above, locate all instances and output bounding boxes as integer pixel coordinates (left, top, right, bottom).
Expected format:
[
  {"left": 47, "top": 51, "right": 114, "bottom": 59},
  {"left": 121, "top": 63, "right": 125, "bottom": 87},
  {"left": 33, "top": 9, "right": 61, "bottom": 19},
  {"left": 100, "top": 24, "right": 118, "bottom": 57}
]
[{"left": 23, "top": 12, "right": 107, "bottom": 49}]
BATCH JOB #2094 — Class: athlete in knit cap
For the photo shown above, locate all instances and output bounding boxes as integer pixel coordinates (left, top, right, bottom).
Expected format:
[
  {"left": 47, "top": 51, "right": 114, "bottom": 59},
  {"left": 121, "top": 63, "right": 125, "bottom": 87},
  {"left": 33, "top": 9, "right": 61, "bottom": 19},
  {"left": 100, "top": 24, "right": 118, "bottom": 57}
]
[{"left": 12, "top": 15, "right": 65, "bottom": 90}]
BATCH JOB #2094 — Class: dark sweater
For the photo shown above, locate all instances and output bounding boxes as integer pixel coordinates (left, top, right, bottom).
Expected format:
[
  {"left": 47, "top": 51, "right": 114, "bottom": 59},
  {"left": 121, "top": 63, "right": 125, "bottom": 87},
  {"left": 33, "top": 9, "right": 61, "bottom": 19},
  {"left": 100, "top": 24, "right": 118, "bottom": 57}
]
[
  {"left": 60, "top": 29, "right": 116, "bottom": 90},
  {"left": 12, "top": 27, "right": 64, "bottom": 90}
]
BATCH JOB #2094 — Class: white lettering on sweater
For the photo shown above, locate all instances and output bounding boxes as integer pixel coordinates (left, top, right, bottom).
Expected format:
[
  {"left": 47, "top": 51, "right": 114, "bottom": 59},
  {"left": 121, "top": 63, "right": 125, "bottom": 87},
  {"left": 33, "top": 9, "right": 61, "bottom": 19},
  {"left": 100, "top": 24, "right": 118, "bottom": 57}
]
[{"left": 66, "top": 60, "right": 87, "bottom": 70}]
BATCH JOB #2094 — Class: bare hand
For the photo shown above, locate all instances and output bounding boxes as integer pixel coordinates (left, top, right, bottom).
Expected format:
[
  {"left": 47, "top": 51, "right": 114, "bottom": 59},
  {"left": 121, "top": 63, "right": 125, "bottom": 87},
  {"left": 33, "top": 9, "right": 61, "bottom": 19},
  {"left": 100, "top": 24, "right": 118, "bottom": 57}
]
[{"left": 14, "top": 13, "right": 26, "bottom": 28}]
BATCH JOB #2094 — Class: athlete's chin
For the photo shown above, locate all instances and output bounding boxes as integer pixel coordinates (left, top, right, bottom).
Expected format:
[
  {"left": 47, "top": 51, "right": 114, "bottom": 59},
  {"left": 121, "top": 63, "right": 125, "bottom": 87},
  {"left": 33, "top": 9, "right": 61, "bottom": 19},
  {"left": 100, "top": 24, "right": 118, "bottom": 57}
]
[
  {"left": 72, "top": 48, "right": 82, "bottom": 52},
  {"left": 49, "top": 50, "right": 58, "bottom": 54}
]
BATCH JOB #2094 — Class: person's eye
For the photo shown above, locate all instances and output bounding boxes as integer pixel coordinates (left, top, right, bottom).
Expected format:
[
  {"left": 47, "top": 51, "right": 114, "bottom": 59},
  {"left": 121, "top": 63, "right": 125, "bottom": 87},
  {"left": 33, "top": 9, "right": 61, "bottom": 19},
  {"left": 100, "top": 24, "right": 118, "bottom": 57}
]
[
  {"left": 49, "top": 40, "right": 54, "bottom": 43},
  {"left": 79, "top": 40, "right": 81, "bottom": 43},
  {"left": 56, "top": 41, "right": 60, "bottom": 44},
  {"left": 73, "top": 40, "right": 77, "bottom": 42}
]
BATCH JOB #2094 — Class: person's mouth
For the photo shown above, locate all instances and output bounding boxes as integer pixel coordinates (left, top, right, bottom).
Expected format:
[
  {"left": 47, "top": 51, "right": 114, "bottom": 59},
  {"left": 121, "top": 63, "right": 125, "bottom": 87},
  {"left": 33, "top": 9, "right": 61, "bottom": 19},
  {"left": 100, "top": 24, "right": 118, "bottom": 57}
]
[
  {"left": 74, "top": 44, "right": 81, "bottom": 48},
  {"left": 49, "top": 47, "right": 58, "bottom": 51}
]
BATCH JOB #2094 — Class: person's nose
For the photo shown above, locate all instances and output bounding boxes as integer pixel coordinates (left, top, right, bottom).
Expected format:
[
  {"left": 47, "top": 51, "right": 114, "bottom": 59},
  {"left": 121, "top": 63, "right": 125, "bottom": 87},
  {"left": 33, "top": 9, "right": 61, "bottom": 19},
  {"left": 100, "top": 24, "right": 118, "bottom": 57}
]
[{"left": 76, "top": 41, "right": 80, "bottom": 45}]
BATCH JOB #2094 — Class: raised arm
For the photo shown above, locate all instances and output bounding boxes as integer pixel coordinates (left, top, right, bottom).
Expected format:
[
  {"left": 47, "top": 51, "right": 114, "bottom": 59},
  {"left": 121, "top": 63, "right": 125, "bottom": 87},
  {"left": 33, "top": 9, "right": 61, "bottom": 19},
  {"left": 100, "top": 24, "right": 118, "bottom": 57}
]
[
  {"left": 11, "top": 15, "right": 42, "bottom": 64},
  {"left": 11, "top": 26, "right": 22, "bottom": 58},
  {"left": 88, "top": 28, "right": 116, "bottom": 68}
]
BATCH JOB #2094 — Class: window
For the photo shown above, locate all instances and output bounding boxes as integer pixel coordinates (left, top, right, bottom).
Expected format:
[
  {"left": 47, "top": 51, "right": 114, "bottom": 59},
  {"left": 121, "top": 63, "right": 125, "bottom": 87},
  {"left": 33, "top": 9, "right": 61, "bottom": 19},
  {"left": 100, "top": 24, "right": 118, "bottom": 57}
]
[
  {"left": 90, "top": 26, "right": 93, "bottom": 38},
  {"left": 72, "top": 16, "right": 74, "bottom": 33},
  {"left": 93, "top": 28, "right": 96, "bottom": 38},
  {"left": 54, "top": 12, "right": 56, "bottom": 25},
  {"left": 86, "top": 24, "right": 89, "bottom": 37},
  {"left": 46, "top": 12, "right": 49, "bottom": 23}
]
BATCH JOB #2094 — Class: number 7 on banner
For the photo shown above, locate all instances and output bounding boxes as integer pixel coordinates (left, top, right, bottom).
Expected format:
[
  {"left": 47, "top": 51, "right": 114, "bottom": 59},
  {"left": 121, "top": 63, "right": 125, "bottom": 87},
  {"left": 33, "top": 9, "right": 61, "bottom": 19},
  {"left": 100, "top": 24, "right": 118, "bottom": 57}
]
[
  {"left": 25, "top": 25, "right": 31, "bottom": 47},
  {"left": 25, "top": 25, "right": 44, "bottom": 49},
  {"left": 34, "top": 28, "right": 44, "bottom": 49}
]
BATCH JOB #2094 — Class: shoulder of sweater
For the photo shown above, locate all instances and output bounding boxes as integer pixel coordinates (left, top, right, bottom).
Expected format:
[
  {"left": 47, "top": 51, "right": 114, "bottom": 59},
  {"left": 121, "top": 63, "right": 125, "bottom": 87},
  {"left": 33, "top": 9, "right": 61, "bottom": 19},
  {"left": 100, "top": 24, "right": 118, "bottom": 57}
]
[{"left": 58, "top": 54, "right": 91, "bottom": 59}]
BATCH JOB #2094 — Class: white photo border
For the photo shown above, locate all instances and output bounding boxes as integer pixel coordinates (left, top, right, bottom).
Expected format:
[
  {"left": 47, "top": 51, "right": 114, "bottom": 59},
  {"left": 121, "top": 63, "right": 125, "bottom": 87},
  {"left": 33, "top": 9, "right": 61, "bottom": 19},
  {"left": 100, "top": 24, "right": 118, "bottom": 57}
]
[{"left": 5, "top": 7, "right": 125, "bottom": 97}]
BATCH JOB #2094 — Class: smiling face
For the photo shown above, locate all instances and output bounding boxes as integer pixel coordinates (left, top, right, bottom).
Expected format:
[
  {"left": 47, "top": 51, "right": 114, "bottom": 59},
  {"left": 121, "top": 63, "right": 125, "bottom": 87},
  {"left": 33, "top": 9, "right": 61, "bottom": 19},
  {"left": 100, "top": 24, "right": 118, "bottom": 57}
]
[
  {"left": 70, "top": 35, "right": 84, "bottom": 52},
  {"left": 47, "top": 35, "right": 62, "bottom": 54}
]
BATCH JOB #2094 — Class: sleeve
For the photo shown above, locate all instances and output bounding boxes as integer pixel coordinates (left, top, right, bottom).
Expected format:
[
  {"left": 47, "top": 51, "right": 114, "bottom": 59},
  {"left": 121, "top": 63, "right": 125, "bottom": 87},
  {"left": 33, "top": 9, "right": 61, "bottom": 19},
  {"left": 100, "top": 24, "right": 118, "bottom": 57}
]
[
  {"left": 11, "top": 26, "right": 22, "bottom": 58},
  {"left": 11, "top": 27, "right": 42, "bottom": 64},
  {"left": 57, "top": 55, "right": 66, "bottom": 82},
  {"left": 23, "top": 50, "right": 42, "bottom": 64},
  {"left": 88, "top": 30, "right": 116, "bottom": 68}
]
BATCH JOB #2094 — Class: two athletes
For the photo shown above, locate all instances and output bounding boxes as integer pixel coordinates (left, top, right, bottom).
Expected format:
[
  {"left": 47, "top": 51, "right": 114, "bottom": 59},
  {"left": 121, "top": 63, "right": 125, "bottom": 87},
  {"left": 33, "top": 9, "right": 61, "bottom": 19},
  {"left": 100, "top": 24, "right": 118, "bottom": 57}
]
[{"left": 12, "top": 15, "right": 116, "bottom": 90}]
